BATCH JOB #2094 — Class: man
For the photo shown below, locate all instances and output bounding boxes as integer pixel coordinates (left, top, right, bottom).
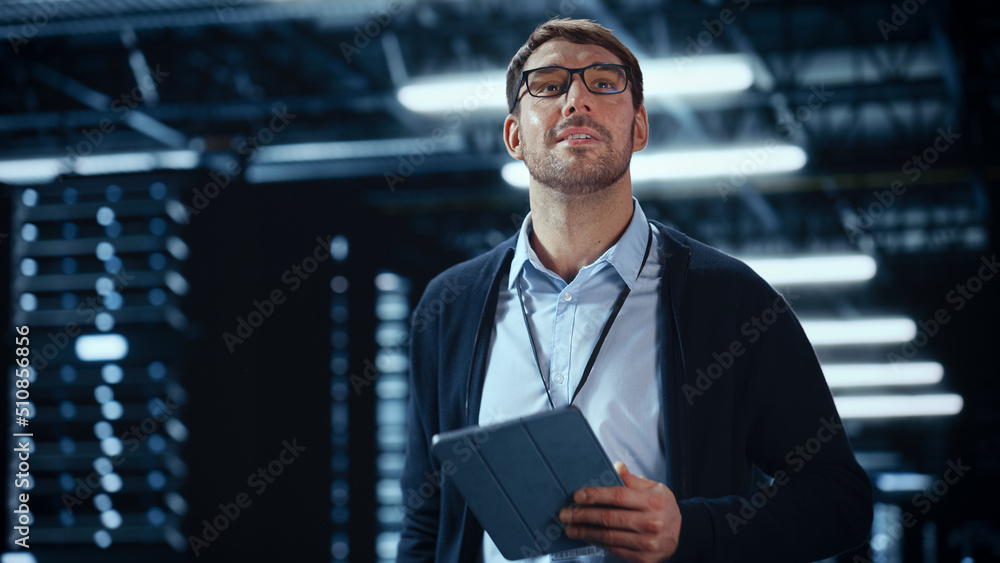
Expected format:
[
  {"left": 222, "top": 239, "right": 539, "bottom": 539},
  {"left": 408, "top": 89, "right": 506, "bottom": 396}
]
[{"left": 399, "top": 18, "right": 872, "bottom": 563}]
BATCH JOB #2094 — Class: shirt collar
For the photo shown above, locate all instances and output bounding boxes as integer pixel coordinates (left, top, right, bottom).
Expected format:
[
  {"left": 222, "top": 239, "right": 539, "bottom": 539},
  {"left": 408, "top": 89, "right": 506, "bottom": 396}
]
[{"left": 508, "top": 197, "right": 650, "bottom": 291}]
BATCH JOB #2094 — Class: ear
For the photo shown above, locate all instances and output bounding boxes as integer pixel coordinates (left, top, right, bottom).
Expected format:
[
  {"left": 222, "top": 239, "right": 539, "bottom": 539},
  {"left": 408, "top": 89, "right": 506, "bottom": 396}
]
[
  {"left": 504, "top": 114, "right": 523, "bottom": 160},
  {"left": 632, "top": 104, "right": 649, "bottom": 152}
]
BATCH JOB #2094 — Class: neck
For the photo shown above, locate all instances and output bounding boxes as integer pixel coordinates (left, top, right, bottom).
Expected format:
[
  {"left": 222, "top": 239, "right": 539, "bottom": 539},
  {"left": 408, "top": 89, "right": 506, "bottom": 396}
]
[{"left": 527, "top": 180, "right": 635, "bottom": 283}]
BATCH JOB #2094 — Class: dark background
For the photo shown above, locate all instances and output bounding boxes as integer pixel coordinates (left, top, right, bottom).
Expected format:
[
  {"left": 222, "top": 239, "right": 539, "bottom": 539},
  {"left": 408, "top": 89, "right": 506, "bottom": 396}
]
[{"left": 1, "top": 0, "right": 998, "bottom": 561}]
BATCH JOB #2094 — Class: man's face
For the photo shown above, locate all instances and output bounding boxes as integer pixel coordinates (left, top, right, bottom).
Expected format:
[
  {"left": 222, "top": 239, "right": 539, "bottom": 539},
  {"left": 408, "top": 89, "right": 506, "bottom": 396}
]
[{"left": 504, "top": 39, "right": 648, "bottom": 196}]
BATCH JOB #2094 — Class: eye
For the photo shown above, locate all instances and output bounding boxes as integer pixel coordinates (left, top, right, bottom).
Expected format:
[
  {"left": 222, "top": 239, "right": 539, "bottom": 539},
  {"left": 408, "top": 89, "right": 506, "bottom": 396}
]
[
  {"left": 586, "top": 66, "right": 626, "bottom": 92},
  {"left": 527, "top": 68, "right": 569, "bottom": 95}
]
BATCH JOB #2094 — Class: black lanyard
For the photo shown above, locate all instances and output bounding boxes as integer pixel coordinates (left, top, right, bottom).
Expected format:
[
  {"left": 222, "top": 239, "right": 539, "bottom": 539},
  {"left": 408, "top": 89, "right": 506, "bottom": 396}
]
[{"left": 516, "top": 223, "right": 653, "bottom": 408}]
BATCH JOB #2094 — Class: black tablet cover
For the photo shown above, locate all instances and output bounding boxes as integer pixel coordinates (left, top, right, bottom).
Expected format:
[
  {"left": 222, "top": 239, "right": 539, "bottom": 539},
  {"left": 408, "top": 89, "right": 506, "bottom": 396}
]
[{"left": 431, "top": 406, "right": 624, "bottom": 560}]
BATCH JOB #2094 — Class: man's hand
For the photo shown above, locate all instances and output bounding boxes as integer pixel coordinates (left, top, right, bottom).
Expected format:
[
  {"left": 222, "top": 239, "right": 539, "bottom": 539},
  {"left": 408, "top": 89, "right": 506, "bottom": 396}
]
[{"left": 558, "top": 462, "right": 681, "bottom": 563}]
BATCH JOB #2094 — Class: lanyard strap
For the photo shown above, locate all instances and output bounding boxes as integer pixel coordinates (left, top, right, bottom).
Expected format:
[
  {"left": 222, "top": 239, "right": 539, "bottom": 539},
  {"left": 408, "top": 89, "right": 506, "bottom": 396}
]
[{"left": 516, "top": 222, "right": 653, "bottom": 408}]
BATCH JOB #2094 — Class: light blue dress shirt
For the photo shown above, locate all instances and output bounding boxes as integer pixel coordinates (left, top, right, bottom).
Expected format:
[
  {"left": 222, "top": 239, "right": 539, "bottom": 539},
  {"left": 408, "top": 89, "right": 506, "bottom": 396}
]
[{"left": 478, "top": 198, "right": 666, "bottom": 563}]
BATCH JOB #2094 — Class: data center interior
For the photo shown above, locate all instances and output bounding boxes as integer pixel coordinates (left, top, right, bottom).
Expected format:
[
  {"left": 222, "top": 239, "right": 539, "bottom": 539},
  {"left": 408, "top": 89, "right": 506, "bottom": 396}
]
[{"left": 0, "top": 1, "right": 998, "bottom": 562}]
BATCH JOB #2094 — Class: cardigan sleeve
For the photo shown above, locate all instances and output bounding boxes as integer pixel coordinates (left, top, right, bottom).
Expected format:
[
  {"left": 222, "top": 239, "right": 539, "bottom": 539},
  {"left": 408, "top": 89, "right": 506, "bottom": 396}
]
[
  {"left": 671, "top": 272, "right": 873, "bottom": 562},
  {"left": 396, "top": 247, "right": 514, "bottom": 563},
  {"left": 397, "top": 293, "right": 443, "bottom": 562}
]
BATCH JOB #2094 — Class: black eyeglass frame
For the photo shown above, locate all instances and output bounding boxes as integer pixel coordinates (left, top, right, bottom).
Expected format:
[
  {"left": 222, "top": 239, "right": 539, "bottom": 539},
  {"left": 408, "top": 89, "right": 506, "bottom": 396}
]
[{"left": 511, "top": 63, "right": 632, "bottom": 112}]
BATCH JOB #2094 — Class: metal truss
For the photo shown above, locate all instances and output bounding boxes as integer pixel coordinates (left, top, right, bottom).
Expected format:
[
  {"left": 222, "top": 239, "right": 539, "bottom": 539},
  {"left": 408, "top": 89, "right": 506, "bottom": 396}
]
[{"left": 0, "top": 0, "right": 994, "bottom": 180}]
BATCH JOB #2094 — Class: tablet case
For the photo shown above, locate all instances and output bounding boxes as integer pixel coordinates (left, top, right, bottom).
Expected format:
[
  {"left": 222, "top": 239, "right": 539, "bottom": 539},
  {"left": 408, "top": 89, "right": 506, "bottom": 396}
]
[{"left": 431, "top": 406, "right": 624, "bottom": 560}]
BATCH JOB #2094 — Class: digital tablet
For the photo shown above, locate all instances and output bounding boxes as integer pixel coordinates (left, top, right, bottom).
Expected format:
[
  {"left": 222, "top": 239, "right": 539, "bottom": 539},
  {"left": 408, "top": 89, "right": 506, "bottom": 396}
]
[{"left": 431, "top": 406, "right": 624, "bottom": 560}]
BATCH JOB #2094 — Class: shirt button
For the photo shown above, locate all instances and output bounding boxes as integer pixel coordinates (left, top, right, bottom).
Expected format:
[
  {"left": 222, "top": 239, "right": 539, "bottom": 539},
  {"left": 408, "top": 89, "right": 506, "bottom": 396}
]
[
  {"left": 554, "top": 374, "right": 565, "bottom": 384},
  {"left": 563, "top": 293, "right": 573, "bottom": 302}
]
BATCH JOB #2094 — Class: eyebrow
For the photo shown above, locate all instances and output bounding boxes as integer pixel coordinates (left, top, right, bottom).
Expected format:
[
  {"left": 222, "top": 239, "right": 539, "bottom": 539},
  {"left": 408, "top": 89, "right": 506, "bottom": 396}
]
[{"left": 530, "top": 60, "right": 621, "bottom": 68}]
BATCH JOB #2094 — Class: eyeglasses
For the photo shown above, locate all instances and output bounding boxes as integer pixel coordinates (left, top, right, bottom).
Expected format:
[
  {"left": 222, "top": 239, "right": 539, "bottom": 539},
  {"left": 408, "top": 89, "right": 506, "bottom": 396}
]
[{"left": 513, "top": 63, "right": 630, "bottom": 110}]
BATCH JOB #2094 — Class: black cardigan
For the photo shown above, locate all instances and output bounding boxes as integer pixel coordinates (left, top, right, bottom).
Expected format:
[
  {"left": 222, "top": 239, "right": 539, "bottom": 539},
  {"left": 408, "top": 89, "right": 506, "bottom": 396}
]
[{"left": 399, "top": 221, "right": 873, "bottom": 562}]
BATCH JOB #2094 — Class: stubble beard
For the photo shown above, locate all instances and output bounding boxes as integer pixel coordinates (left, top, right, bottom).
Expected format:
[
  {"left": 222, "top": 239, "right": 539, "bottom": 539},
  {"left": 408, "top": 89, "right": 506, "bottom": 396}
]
[{"left": 522, "top": 118, "right": 635, "bottom": 196}]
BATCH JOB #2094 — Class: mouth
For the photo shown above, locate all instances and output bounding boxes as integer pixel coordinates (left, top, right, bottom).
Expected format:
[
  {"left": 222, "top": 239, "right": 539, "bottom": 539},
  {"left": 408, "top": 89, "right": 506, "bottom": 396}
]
[{"left": 556, "top": 127, "right": 601, "bottom": 146}]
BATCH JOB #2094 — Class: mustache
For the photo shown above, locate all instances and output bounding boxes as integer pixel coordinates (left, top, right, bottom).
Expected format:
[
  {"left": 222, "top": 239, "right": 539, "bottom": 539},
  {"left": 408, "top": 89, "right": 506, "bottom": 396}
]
[{"left": 546, "top": 115, "right": 612, "bottom": 142}]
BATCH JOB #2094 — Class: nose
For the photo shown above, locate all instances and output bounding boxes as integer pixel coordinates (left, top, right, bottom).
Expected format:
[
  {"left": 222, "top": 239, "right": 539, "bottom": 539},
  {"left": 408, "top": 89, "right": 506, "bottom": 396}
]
[{"left": 561, "top": 72, "right": 593, "bottom": 116}]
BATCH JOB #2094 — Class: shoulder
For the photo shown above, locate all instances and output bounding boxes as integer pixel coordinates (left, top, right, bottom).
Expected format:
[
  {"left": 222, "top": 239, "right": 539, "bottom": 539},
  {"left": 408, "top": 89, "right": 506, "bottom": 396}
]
[
  {"left": 653, "top": 221, "right": 777, "bottom": 302},
  {"left": 654, "top": 222, "right": 762, "bottom": 280},
  {"left": 412, "top": 233, "right": 517, "bottom": 330}
]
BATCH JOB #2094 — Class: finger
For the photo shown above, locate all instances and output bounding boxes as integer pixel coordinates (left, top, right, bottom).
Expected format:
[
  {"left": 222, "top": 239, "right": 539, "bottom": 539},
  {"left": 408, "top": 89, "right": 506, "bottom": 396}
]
[
  {"left": 561, "top": 504, "right": 676, "bottom": 539},
  {"left": 564, "top": 523, "right": 648, "bottom": 551},
  {"left": 616, "top": 462, "right": 647, "bottom": 489},
  {"left": 614, "top": 461, "right": 665, "bottom": 492},
  {"left": 572, "top": 484, "right": 647, "bottom": 508},
  {"left": 614, "top": 461, "right": 628, "bottom": 477},
  {"left": 560, "top": 505, "right": 644, "bottom": 531}
]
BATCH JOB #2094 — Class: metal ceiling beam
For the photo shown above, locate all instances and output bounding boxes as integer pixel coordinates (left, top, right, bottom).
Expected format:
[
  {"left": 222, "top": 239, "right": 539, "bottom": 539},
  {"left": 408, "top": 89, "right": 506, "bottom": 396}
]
[
  {"left": 0, "top": 0, "right": 385, "bottom": 38},
  {"left": 29, "top": 62, "right": 188, "bottom": 149},
  {"left": 0, "top": 92, "right": 390, "bottom": 133}
]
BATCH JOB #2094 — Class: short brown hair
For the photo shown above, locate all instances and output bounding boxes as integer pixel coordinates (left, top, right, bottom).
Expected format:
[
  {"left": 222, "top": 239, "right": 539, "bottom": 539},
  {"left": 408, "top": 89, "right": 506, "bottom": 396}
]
[{"left": 506, "top": 18, "right": 644, "bottom": 114}]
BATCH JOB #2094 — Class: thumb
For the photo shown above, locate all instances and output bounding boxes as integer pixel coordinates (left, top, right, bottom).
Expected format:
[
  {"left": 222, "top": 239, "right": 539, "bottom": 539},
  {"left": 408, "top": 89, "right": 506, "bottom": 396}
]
[{"left": 614, "top": 462, "right": 637, "bottom": 486}]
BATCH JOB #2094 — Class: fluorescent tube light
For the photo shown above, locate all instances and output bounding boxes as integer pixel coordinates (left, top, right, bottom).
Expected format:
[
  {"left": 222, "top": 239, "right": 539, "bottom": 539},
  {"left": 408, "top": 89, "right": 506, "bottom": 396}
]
[
  {"left": 157, "top": 150, "right": 200, "bottom": 169},
  {"left": 822, "top": 362, "right": 944, "bottom": 388},
  {"left": 0, "top": 158, "right": 63, "bottom": 184},
  {"left": 643, "top": 55, "right": 754, "bottom": 96},
  {"left": 0, "top": 150, "right": 199, "bottom": 184},
  {"left": 628, "top": 145, "right": 806, "bottom": 181},
  {"left": 801, "top": 318, "right": 917, "bottom": 346},
  {"left": 75, "top": 334, "right": 129, "bottom": 361},
  {"left": 502, "top": 144, "right": 807, "bottom": 188},
  {"left": 742, "top": 255, "right": 876, "bottom": 285},
  {"left": 397, "top": 70, "right": 507, "bottom": 114},
  {"left": 834, "top": 393, "right": 963, "bottom": 419},
  {"left": 75, "top": 150, "right": 199, "bottom": 175},
  {"left": 254, "top": 136, "right": 464, "bottom": 164},
  {"left": 875, "top": 473, "right": 934, "bottom": 492},
  {"left": 397, "top": 55, "right": 755, "bottom": 114},
  {"left": 74, "top": 153, "right": 158, "bottom": 175}
]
